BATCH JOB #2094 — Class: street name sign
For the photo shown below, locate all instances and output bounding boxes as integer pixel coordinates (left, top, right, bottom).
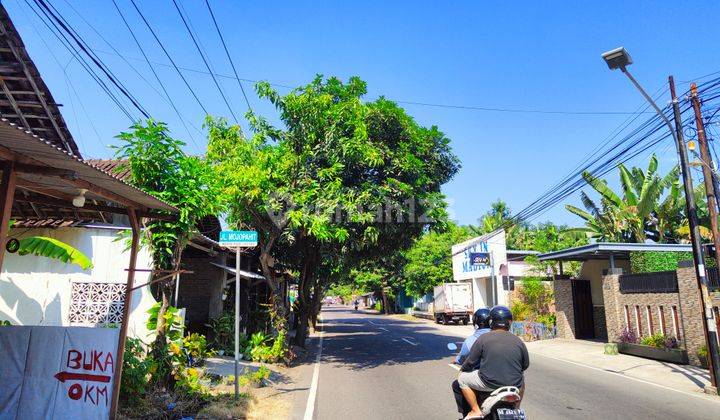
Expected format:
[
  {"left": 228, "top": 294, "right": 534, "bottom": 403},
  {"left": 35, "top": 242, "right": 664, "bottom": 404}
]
[{"left": 219, "top": 230, "right": 258, "bottom": 248}]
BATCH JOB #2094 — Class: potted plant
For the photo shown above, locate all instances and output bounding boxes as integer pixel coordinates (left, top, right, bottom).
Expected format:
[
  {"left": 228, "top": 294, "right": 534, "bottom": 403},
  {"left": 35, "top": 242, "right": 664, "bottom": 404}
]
[
  {"left": 698, "top": 345, "right": 709, "bottom": 368},
  {"left": 616, "top": 331, "right": 689, "bottom": 364}
]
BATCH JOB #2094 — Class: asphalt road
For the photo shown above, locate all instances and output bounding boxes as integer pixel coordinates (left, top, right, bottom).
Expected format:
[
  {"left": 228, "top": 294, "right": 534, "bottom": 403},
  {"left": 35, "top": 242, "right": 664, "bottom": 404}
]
[{"left": 304, "top": 306, "right": 720, "bottom": 420}]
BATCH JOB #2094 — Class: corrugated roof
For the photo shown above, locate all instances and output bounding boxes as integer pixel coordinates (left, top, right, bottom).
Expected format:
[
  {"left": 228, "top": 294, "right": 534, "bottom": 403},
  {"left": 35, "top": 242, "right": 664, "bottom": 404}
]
[
  {"left": 538, "top": 242, "right": 692, "bottom": 262},
  {"left": 0, "top": 118, "right": 175, "bottom": 212},
  {"left": 0, "top": 5, "right": 80, "bottom": 156}
]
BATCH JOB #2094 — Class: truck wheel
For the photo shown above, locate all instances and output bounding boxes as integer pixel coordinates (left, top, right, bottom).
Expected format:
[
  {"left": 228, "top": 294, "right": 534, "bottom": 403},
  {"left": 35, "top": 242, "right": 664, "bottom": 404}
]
[
  {"left": 435, "top": 316, "right": 441, "bottom": 324},
  {"left": 462, "top": 318, "right": 469, "bottom": 325},
  {"left": 442, "top": 315, "right": 449, "bottom": 325}
]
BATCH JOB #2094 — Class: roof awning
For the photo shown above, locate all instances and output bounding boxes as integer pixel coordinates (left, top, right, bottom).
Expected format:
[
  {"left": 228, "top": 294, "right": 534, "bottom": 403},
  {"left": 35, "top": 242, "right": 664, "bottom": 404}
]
[
  {"left": 538, "top": 242, "right": 692, "bottom": 262},
  {"left": 210, "top": 262, "right": 265, "bottom": 280},
  {"left": 0, "top": 119, "right": 175, "bottom": 214}
]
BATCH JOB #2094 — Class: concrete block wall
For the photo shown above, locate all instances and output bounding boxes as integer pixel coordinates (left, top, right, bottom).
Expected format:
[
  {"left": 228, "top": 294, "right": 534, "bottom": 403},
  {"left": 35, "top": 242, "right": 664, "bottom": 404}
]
[
  {"left": 593, "top": 305, "right": 607, "bottom": 340},
  {"left": 553, "top": 277, "right": 576, "bottom": 339}
]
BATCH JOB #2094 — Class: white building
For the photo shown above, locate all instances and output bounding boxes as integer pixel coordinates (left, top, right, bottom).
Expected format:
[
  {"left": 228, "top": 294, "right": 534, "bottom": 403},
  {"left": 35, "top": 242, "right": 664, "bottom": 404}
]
[
  {"left": 0, "top": 224, "right": 157, "bottom": 338},
  {"left": 451, "top": 229, "right": 537, "bottom": 310}
]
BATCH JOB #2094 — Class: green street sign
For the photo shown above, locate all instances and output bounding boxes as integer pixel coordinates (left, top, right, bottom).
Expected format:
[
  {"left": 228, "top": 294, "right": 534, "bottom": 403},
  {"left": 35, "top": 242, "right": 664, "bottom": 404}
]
[{"left": 219, "top": 230, "right": 258, "bottom": 247}]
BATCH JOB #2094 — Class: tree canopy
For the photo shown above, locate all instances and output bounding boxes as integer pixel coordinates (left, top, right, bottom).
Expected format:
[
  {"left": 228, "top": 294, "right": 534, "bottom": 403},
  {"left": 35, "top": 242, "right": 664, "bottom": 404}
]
[{"left": 207, "top": 75, "right": 460, "bottom": 344}]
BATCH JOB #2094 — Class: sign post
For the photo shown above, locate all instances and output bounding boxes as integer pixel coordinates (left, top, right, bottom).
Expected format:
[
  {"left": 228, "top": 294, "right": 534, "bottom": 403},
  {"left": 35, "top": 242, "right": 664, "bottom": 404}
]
[{"left": 219, "top": 230, "right": 258, "bottom": 400}]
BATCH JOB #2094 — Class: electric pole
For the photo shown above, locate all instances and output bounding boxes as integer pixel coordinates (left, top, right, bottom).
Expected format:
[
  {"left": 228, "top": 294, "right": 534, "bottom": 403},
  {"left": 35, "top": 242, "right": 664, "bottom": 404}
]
[{"left": 670, "top": 76, "right": 720, "bottom": 392}]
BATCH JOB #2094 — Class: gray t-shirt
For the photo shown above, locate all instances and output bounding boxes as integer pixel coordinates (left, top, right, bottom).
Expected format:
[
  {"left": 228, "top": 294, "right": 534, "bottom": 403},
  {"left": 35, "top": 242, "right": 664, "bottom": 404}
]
[{"left": 459, "top": 329, "right": 529, "bottom": 389}]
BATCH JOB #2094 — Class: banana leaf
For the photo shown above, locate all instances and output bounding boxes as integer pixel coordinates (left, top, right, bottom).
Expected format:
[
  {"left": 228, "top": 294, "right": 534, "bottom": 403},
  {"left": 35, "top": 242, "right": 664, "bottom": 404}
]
[{"left": 18, "top": 236, "right": 93, "bottom": 270}]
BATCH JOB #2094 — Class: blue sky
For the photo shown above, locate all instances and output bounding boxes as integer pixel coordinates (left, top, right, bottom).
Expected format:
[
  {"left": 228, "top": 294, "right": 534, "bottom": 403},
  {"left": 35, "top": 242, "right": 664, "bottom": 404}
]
[{"left": 6, "top": 0, "right": 720, "bottom": 226}]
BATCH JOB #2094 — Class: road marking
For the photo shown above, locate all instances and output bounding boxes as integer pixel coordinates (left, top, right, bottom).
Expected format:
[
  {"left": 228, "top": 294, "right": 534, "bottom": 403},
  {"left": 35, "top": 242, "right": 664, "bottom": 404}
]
[
  {"left": 368, "top": 320, "right": 378, "bottom": 325},
  {"left": 533, "top": 353, "right": 720, "bottom": 403},
  {"left": 401, "top": 337, "right": 418, "bottom": 346},
  {"left": 303, "top": 326, "right": 324, "bottom": 420},
  {"left": 378, "top": 327, "right": 389, "bottom": 332},
  {"left": 448, "top": 363, "right": 460, "bottom": 371}
]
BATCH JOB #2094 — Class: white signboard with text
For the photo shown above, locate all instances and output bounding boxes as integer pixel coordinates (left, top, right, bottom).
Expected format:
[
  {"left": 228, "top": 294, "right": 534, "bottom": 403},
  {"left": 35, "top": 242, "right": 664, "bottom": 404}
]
[{"left": 0, "top": 326, "right": 119, "bottom": 419}]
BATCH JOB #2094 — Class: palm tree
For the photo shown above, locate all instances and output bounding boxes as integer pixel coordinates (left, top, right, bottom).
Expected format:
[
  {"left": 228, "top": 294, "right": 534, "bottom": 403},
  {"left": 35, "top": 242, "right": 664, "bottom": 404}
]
[{"left": 566, "top": 155, "right": 681, "bottom": 243}]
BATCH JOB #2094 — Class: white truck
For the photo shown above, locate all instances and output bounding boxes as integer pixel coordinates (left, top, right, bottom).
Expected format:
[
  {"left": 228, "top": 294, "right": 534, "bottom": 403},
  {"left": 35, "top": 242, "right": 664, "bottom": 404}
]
[{"left": 433, "top": 282, "right": 473, "bottom": 325}]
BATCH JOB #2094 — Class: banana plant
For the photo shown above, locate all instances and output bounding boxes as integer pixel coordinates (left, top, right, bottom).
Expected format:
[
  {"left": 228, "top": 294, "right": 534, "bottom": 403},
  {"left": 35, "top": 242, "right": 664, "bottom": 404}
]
[
  {"left": 6, "top": 222, "right": 93, "bottom": 270},
  {"left": 566, "top": 154, "right": 682, "bottom": 243}
]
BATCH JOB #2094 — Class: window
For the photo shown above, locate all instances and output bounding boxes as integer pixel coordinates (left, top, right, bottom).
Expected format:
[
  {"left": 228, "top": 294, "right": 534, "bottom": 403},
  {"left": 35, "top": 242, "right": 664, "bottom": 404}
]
[{"left": 68, "top": 282, "right": 126, "bottom": 325}]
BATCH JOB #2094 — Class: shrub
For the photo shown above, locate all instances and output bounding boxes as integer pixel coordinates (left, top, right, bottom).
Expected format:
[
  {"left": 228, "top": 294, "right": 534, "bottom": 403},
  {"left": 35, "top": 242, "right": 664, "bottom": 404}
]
[
  {"left": 207, "top": 311, "right": 235, "bottom": 353},
  {"left": 699, "top": 344, "right": 708, "bottom": 358},
  {"left": 628, "top": 251, "right": 715, "bottom": 273},
  {"left": 617, "top": 328, "right": 638, "bottom": 344},
  {"left": 510, "top": 301, "right": 531, "bottom": 321},
  {"left": 146, "top": 303, "right": 184, "bottom": 342},
  {"left": 183, "top": 333, "right": 216, "bottom": 365},
  {"left": 536, "top": 313, "right": 556, "bottom": 328},
  {"left": 632, "top": 332, "right": 680, "bottom": 349},
  {"left": 373, "top": 302, "right": 383, "bottom": 312},
  {"left": 246, "top": 331, "right": 287, "bottom": 363},
  {"left": 121, "top": 337, "right": 152, "bottom": 403}
]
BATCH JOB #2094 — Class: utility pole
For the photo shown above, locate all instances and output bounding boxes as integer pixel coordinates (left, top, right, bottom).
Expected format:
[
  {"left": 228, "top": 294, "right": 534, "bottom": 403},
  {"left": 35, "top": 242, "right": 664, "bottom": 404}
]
[{"left": 670, "top": 76, "right": 720, "bottom": 392}]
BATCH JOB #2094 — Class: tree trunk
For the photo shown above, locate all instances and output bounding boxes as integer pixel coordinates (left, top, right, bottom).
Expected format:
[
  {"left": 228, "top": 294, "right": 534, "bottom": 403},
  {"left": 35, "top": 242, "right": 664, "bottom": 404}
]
[
  {"left": 381, "top": 289, "right": 390, "bottom": 314},
  {"left": 150, "top": 280, "right": 173, "bottom": 387}
]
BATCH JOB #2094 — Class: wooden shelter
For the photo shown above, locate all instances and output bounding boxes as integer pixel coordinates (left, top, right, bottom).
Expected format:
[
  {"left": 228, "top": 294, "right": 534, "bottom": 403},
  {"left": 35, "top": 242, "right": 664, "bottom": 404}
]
[{"left": 0, "top": 118, "right": 177, "bottom": 418}]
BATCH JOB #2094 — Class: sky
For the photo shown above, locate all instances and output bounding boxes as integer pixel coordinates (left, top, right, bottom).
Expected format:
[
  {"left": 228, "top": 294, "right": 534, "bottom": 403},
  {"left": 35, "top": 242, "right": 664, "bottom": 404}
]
[{"left": 5, "top": 0, "right": 720, "bottom": 227}]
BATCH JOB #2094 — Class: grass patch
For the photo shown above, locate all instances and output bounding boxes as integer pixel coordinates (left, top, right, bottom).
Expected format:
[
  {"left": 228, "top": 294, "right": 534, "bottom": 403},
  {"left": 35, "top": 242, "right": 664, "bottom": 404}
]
[{"left": 197, "top": 393, "right": 251, "bottom": 419}]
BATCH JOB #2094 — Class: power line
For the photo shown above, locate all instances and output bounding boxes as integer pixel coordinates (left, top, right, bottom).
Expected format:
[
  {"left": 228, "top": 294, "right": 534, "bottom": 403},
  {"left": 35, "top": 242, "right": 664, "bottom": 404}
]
[
  {"left": 128, "top": 0, "right": 210, "bottom": 116},
  {"left": 110, "top": 0, "right": 202, "bottom": 150},
  {"left": 23, "top": 0, "right": 136, "bottom": 121},
  {"left": 395, "top": 100, "right": 655, "bottom": 116},
  {"left": 171, "top": 0, "right": 239, "bottom": 124},
  {"left": 33, "top": 0, "right": 150, "bottom": 119},
  {"left": 204, "top": 0, "right": 253, "bottom": 114}
]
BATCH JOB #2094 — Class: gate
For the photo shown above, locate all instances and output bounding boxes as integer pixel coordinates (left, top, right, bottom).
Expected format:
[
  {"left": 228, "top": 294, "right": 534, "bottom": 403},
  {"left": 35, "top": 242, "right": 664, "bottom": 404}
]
[{"left": 571, "top": 280, "right": 595, "bottom": 339}]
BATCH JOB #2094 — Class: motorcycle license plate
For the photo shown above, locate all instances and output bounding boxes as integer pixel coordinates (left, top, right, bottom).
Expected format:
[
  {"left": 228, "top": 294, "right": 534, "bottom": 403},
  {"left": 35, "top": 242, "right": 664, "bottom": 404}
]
[{"left": 496, "top": 408, "right": 526, "bottom": 419}]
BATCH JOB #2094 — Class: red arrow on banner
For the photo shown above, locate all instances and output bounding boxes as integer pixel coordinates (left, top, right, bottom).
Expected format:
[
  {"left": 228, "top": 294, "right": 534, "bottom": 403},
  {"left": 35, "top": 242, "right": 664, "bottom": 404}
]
[{"left": 54, "top": 371, "right": 111, "bottom": 383}]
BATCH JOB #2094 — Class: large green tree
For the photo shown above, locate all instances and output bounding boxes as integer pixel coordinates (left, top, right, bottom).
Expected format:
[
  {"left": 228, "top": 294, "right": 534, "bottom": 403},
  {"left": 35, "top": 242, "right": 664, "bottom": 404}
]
[
  {"left": 115, "top": 120, "right": 223, "bottom": 385},
  {"left": 207, "top": 76, "right": 459, "bottom": 345},
  {"left": 402, "top": 223, "right": 470, "bottom": 297}
]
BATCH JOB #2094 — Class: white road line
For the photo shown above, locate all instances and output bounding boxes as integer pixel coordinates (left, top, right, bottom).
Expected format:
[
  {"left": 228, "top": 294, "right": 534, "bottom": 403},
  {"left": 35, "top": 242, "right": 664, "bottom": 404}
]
[
  {"left": 533, "top": 352, "right": 720, "bottom": 403},
  {"left": 401, "top": 337, "right": 419, "bottom": 346},
  {"left": 368, "top": 320, "right": 378, "bottom": 325},
  {"left": 378, "top": 327, "right": 389, "bottom": 332},
  {"left": 303, "top": 329, "right": 324, "bottom": 420},
  {"left": 448, "top": 363, "right": 460, "bottom": 371}
]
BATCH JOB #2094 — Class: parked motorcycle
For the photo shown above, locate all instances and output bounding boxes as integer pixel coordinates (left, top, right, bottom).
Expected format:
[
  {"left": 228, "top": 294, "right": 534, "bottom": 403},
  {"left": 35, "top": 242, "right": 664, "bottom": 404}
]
[{"left": 447, "top": 343, "right": 526, "bottom": 420}]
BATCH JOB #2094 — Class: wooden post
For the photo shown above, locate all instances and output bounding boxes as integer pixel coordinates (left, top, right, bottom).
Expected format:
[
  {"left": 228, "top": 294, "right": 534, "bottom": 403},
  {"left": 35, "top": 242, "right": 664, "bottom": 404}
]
[
  {"left": 110, "top": 209, "right": 140, "bottom": 419},
  {"left": 0, "top": 161, "right": 17, "bottom": 272}
]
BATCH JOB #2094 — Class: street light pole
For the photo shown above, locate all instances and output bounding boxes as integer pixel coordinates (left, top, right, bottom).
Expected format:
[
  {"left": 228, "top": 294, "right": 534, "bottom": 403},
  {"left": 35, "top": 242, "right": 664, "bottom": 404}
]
[
  {"left": 669, "top": 76, "right": 719, "bottom": 393},
  {"left": 602, "top": 47, "right": 719, "bottom": 392}
]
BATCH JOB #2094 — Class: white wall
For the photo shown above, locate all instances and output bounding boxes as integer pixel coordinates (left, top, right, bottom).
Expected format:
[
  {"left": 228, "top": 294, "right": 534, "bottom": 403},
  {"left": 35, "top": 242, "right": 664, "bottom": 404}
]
[
  {"left": 452, "top": 230, "right": 509, "bottom": 308},
  {"left": 0, "top": 226, "right": 157, "bottom": 339}
]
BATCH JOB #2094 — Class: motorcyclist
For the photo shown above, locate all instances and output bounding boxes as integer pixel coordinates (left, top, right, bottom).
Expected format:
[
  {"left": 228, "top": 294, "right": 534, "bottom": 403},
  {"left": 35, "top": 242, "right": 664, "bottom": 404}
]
[
  {"left": 456, "top": 308, "right": 491, "bottom": 364},
  {"left": 452, "top": 308, "right": 491, "bottom": 416},
  {"left": 457, "top": 306, "right": 529, "bottom": 419},
  {"left": 354, "top": 299, "right": 359, "bottom": 310}
]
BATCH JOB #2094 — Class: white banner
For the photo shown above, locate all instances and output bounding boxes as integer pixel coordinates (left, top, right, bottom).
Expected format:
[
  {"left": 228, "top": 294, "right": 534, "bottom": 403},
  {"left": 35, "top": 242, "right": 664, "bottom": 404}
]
[{"left": 0, "top": 326, "right": 119, "bottom": 420}]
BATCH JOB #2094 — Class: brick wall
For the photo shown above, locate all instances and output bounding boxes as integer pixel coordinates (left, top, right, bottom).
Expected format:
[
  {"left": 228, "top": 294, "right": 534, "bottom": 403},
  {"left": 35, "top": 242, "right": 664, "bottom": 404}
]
[
  {"left": 553, "top": 277, "right": 575, "bottom": 339},
  {"left": 602, "top": 267, "right": 712, "bottom": 366},
  {"left": 593, "top": 305, "right": 607, "bottom": 340},
  {"left": 676, "top": 266, "right": 710, "bottom": 366}
]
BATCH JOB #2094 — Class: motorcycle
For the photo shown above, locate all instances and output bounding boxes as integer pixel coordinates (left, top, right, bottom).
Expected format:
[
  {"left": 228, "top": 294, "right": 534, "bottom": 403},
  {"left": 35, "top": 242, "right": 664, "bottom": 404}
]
[{"left": 447, "top": 343, "right": 526, "bottom": 420}]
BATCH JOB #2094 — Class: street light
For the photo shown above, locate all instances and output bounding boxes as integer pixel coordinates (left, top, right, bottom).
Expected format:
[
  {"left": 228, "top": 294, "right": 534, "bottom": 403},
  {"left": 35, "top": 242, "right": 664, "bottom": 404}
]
[
  {"left": 602, "top": 46, "right": 720, "bottom": 394},
  {"left": 601, "top": 47, "right": 676, "bottom": 143}
]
